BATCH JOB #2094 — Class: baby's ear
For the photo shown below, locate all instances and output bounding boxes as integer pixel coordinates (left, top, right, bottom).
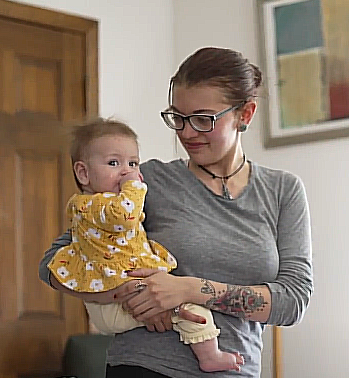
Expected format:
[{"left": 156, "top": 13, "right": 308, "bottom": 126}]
[{"left": 74, "top": 161, "right": 89, "bottom": 186}]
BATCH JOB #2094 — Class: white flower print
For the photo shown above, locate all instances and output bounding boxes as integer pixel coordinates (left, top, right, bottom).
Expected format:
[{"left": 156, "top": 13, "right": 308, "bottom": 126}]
[
  {"left": 167, "top": 255, "right": 176, "bottom": 265},
  {"left": 120, "top": 270, "right": 128, "bottom": 279},
  {"left": 121, "top": 198, "right": 134, "bottom": 213},
  {"left": 114, "top": 224, "right": 125, "bottom": 232},
  {"left": 103, "top": 193, "right": 115, "bottom": 198},
  {"left": 80, "top": 254, "right": 88, "bottom": 262},
  {"left": 57, "top": 266, "right": 69, "bottom": 278},
  {"left": 139, "top": 223, "right": 144, "bottom": 232},
  {"left": 130, "top": 257, "right": 138, "bottom": 263},
  {"left": 143, "top": 242, "right": 150, "bottom": 252},
  {"left": 126, "top": 228, "right": 136, "bottom": 240},
  {"left": 67, "top": 249, "right": 75, "bottom": 256},
  {"left": 140, "top": 252, "right": 148, "bottom": 257},
  {"left": 86, "top": 262, "right": 94, "bottom": 271},
  {"left": 107, "top": 245, "right": 121, "bottom": 254},
  {"left": 86, "top": 200, "right": 93, "bottom": 208},
  {"left": 158, "top": 266, "right": 168, "bottom": 272},
  {"left": 132, "top": 181, "right": 147, "bottom": 190},
  {"left": 72, "top": 235, "right": 78, "bottom": 243},
  {"left": 151, "top": 255, "right": 161, "bottom": 262},
  {"left": 104, "top": 267, "right": 117, "bottom": 277},
  {"left": 90, "top": 279, "right": 104, "bottom": 292},
  {"left": 116, "top": 237, "right": 128, "bottom": 246},
  {"left": 88, "top": 228, "right": 101, "bottom": 239},
  {"left": 63, "top": 279, "right": 78, "bottom": 289},
  {"left": 100, "top": 205, "right": 106, "bottom": 224}
]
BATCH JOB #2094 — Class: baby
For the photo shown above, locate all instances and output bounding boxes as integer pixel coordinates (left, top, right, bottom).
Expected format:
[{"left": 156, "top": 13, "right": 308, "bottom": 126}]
[{"left": 47, "top": 119, "right": 243, "bottom": 373}]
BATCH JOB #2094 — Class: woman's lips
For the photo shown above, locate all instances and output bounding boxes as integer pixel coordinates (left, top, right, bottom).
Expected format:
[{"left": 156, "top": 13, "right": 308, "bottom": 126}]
[{"left": 184, "top": 142, "right": 207, "bottom": 150}]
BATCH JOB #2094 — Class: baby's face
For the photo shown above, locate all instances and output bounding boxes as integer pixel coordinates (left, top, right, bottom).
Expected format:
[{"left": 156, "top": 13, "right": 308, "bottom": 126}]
[{"left": 83, "top": 135, "right": 140, "bottom": 194}]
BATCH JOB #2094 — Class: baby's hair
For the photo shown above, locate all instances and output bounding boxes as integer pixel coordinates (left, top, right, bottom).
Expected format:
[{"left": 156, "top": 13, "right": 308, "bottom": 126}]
[
  {"left": 70, "top": 118, "right": 138, "bottom": 191},
  {"left": 71, "top": 118, "right": 138, "bottom": 164}
]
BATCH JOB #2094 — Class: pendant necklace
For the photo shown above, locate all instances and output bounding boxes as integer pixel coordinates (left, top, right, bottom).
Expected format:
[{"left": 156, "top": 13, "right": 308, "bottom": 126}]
[{"left": 198, "top": 154, "right": 246, "bottom": 200}]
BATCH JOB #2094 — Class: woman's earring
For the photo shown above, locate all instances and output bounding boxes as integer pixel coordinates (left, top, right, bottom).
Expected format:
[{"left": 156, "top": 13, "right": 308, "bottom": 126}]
[
  {"left": 174, "top": 132, "right": 178, "bottom": 155},
  {"left": 238, "top": 123, "right": 248, "bottom": 133}
]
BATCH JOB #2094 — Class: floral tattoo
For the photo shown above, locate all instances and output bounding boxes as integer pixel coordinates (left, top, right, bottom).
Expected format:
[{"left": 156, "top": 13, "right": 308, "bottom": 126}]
[{"left": 201, "top": 279, "right": 268, "bottom": 319}]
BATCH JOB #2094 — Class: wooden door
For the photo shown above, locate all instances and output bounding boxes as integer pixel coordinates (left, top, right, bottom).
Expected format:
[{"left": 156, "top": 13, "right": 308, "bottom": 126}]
[{"left": 0, "top": 1, "right": 98, "bottom": 377}]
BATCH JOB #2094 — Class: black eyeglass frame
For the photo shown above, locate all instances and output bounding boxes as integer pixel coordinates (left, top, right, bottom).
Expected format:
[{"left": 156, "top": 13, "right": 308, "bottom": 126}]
[{"left": 160, "top": 101, "right": 246, "bottom": 133}]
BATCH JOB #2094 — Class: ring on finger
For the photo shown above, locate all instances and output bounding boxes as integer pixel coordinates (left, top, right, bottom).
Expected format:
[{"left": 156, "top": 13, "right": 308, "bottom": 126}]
[
  {"left": 134, "top": 280, "right": 148, "bottom": 292},
  {"left": 173, "top": 305, "right": 181, "bottom": 316}
]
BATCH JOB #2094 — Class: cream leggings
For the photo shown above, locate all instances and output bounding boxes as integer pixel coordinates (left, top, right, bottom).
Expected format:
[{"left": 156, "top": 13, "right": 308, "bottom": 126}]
[{"left": 85, "top": 302, "right": 220, "bottom": 344}]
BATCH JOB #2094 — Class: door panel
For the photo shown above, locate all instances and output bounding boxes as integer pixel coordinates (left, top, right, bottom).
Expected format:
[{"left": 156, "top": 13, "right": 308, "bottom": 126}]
[{"left": 0, "top": 2, "right": 98, "bottom": 376}]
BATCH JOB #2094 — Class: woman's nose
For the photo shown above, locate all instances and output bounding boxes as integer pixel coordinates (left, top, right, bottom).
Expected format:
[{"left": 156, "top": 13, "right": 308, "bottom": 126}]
[{"left": 180, "top": 120, "right": 199, "bottom": 138}]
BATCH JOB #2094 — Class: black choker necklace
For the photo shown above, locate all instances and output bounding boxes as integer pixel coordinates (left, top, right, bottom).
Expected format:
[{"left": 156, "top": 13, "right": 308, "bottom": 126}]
[{"left": 198, "top": 154, "right": 246, "bottom": 200}]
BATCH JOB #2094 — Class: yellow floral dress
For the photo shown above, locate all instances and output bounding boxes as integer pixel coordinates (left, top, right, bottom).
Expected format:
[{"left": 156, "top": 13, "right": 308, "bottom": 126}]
[{"left": 48, "top": 180, "right": 177, "bottom": 292}]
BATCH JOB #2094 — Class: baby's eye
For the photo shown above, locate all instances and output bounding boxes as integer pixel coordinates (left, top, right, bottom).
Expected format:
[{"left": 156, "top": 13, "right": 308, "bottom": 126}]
[
  {"left": 129, "top": 161, "right": 139, "bottom": 168},
  {"left": 108, "top": 160, "right": 119, "bottom": 166}
]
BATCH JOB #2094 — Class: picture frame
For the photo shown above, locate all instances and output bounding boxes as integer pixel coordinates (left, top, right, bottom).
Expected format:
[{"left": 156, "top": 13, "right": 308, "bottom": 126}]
[{"left": 258, "top": 0, "right": 349, "bottom": 148}]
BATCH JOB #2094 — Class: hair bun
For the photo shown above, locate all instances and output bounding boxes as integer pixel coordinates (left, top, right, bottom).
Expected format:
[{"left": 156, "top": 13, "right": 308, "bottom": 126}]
[{"left": 250, "top": 63, "right": 262, "bottom": 89}]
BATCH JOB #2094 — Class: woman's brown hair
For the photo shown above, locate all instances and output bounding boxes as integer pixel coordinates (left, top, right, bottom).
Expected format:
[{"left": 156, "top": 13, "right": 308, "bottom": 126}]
[{"left": 170, "top": 47, "right": 262, "bottom": 105}]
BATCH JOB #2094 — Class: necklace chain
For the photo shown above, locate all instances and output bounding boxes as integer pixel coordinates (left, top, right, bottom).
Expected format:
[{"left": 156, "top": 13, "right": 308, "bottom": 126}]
[
  {"left": 198, "top": 153, "right": 246, "bottom": 181},
  {"left": 197, "top": 154, "right": 246, "bottom": 200}
]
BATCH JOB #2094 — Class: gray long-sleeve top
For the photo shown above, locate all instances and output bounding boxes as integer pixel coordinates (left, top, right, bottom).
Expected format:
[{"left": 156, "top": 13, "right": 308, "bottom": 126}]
[{"left": 39, "top": 159, "right": 313, "bottom": 378}]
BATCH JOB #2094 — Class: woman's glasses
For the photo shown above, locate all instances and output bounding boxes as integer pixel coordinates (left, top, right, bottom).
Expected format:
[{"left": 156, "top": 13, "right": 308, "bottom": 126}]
[{"left": 160, "top": 102, "right": 245, "bottom": 133}]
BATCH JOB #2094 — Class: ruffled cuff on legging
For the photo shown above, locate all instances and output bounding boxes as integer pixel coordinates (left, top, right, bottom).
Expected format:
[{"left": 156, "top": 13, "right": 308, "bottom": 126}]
[{"left": 172, "top": 323, "right": 220, "bottom": 344}]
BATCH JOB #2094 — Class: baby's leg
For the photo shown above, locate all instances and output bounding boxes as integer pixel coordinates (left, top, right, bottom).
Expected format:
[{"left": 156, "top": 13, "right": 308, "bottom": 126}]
[
  {"left": 84, "top": 301, "right": 144, "bottom": 335},
  {"left": 190, "top": 338, "right": 244, "bottom": 372},
  {"left": 172, "top": 304, "right": 244, "bottom": 373}
]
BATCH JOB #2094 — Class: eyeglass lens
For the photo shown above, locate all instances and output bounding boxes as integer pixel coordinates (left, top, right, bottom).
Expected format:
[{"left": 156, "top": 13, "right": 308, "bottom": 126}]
[{"left": 163, "top": 113, "right": 213, "bottom": 132}]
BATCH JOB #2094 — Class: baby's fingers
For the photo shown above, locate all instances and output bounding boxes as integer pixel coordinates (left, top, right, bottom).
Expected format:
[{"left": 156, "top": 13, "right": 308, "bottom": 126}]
[
  {"left": 178, "top": 308, "right": 206, "bottom": 324},
  {"left": 233, "top": 352, "right": 245, "bottom": 366},
  {"left": 127, "top": 268, "right": 159, "bottom": 278}
]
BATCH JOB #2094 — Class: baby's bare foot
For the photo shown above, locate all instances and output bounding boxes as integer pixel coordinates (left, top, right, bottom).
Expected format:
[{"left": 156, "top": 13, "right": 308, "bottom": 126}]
[
  {"left": 191, "top": 338, "right": 245, "bottom": 373},
  {"left": 199, "top": 351, "right": 244, "bottom": 373}
]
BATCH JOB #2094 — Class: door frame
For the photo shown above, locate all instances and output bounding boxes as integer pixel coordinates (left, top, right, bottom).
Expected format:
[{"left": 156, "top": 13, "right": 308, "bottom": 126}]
[
  {"left": 273, "top": 327, "right": 283, "bottom": 378},
  {"left": 0, "top": 0, "right": 99, "bottom": 119}
]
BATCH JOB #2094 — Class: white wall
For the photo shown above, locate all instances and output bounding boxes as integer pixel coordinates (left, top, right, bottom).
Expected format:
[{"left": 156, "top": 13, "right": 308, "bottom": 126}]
[
  {"left": 17, "top": 0, "right": 175, "bottom": 163},
  {"left": 15, "top": 0, "right": 349, "bottom": 377},
  {"left": 173, "top": 1, "right": 349, "bottom": 378}
]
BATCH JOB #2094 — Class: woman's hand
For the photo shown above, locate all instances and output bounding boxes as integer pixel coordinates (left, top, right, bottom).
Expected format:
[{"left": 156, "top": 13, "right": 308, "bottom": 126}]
[
  {"left": 113, "top": 269, "right": 192, "bottom": 322},
  {"left": 144, "top": 307, "right": 207, "bottom": 332},
  {"left": 144, "top": 311, "right": 173, "bottom": 332},
  {"left": 82, "top": 287, "right": 122, "bottom": 304}
]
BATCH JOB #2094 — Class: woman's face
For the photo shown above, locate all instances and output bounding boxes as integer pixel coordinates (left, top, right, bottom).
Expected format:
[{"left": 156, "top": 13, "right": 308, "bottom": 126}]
[{"left": 172, "top": 84, "right": 240, "bottom": 167}]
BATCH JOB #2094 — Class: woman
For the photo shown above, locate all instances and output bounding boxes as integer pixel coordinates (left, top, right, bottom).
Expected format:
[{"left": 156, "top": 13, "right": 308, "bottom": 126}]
[{"left": 39, "top": 47, "right": 313, "bottom": 378}]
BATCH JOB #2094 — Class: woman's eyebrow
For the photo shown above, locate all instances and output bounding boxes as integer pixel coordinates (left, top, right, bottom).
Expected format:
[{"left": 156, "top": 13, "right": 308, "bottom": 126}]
[
  {"left": 170, "top": 106, "right": 215, "bottom": 114},
  {"left": 192, "top": 109, "right": 214, "bottom": 114}
]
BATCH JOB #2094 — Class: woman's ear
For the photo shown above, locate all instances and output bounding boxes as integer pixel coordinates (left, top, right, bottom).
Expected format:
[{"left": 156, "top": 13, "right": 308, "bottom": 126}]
[
  {"left": 74, "top": 161, "right": 89, "bottom": 186},
  {"left": 241, "top": 101, "right": 257, "bottom": 126}
]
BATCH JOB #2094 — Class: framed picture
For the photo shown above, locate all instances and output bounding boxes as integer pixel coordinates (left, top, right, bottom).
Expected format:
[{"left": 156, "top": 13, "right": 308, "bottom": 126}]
[{"left": 258, "top": 0, "right": 349, "bottom": 147}]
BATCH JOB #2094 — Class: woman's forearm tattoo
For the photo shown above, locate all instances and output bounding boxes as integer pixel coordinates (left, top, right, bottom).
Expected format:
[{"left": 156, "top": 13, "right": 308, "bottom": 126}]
[{"left": 201, "top": 279, "right": 268, "bottom": 319}]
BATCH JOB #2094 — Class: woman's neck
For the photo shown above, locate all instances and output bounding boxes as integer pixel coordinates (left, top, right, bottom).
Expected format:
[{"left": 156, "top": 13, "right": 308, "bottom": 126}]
[
  {"left": 188, "top": 153, "right": 250, "bottom": 199},
  {"left": 187, "top": 145, "right": 251, "bottom": 198},
  {"left": 190, "top": 147, "right": 245, "bottom": 178}
]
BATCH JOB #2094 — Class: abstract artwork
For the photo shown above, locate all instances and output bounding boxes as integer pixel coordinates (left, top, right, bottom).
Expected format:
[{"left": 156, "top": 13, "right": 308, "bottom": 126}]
[{"left": 260, "top": 0, "right": 349, "bottom": 147}]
